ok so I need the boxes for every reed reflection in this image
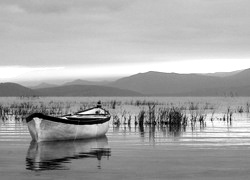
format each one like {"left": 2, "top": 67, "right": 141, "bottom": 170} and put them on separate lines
{"left": 139, "top": 124, "right": 185, "bottom": 140}
{"left": 26, "top": 136, "right": 111, "bottom": 171}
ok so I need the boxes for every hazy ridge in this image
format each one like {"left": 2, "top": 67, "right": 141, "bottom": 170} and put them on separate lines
{"left": 1, "top": 68, "right": 250, "bottom": 96}
{"left": 34, "top": 85, "right": 141, "bottom": 96}
{"left": 0, "top": 84, "right": 141, "bottom": 97}
{"left": 109, "top": 68, "right": 250, "bottom": 96}
{"left": 0, "top": 83, "right": 37, "bottom": 96}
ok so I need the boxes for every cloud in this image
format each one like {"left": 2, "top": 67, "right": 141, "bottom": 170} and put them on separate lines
{"left": 0, "top": 0, "right": 250, "bottom": 72}
{"left": 0, "top": 66, "right": 64, "bottom": 80}
{"left": 0, "top": 0, "right": 133, "bottom": 14}
{"left": 4, "top": 59, "right": 250, "bottom": 83}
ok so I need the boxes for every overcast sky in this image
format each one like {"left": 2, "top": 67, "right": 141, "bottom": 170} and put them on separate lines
{"left": 1, "top": 0, "right": 250, "bottom": 83}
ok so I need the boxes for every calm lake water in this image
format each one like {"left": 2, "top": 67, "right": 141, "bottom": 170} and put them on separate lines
{"left": 1, "top": 97, "right": 250, "bottom": 180}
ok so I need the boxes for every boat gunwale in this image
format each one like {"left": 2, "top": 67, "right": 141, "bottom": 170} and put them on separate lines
{"left": 26, "top": 113, "right": 110, "bottom": 125}
{"left": 26, "top": 107, "right": 110, "bottom": 125}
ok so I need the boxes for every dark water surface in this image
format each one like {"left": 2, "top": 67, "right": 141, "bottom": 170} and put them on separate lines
{"left": 1, "top": 114, "right": 250, "bottom": 180}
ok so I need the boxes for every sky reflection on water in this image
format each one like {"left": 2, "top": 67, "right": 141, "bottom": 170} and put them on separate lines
{"left": 1, "top": 112, "right": 250, "bottom": 173}
{"left": 108, "top": 113, "right": 250, "bottom": 148}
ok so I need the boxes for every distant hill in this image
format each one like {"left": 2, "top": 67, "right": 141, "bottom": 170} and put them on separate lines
{"left": 0, "top": 83, "right": 37, "bottom": 96}
{"left": 226, "top": 68, "right": 250, "bottom": 82}
{"left": 2, "top": 68, "right": 250, "bottom": 97}
{"left": 202, "top": 69, "right": 243, "bottom": 77}
{"left": 196, "top": 69, "right": 250, "bottom": 96}
{"left": 63, "top": 79, "right": 110, "bottom": 86}
{"left": 35, "top": 85, "right": 142, "bottom": 96}
{"left": 30, "top": 82, "right": 58, "bottom": 89}
{"left": 109, "top": 69, "right": 250, "bottom": 96}
{"left": 110, "top": 71, "right": 225, "bottom": 95}
{"left": 0, "top": 83, "right": 142, "bottom": 97}
{"left": 170, "top": 85, "right": 250, "bottom": 97}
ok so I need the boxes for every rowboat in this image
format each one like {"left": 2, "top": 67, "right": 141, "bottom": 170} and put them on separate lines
{"left": 26, "top": 103, "right": 110, "bottom": 142}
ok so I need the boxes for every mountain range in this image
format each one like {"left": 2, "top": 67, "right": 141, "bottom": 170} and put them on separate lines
{"left": 1, "top": 68, "right": 250, "bottom": 96}
{"left": 109, "top": 69, "right": 250, "bottom": 96}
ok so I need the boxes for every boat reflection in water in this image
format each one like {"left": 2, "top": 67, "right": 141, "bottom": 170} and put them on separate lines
{"left": 26, "top": 136, "right": 110, "bottom": 171}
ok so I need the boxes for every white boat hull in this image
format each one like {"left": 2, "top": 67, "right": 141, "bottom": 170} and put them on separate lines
{"left": 27, "top": 117, "right": 110, "bottom": 142}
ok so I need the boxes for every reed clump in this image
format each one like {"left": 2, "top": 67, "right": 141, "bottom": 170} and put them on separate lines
{"left": 147, "top": 104, "right": 156, "bottom": 125}
{"left": 237, "top": 106, "right": 244, "bottom": 113}
{"left": 112, "top": 115, "right": 121, "bottom": 126}
{"left": 226, "top": 107, "right": 233, "bottom": 123}
{"left": 157, "top": 107, "right": 188, "bottom": 136}
{"left": 188, "top": 102, "right": 199, "bottom": 111}
{"left": 246, "top": 102, "right": 250, "bottom": 113}
{"left": 0, "top": 100, "right": 81, "bottom": 121}
{"left": 138, "top": 105, "right": 188, "bottom": 127}
{"left": 126, "top": 100, "right": 163, "bottom": 106}
{"left": 168, "top": 108, "right": 185, "bottom": 125}
{"left": 138, "top": 109, "right": 145, "bottom": 127}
